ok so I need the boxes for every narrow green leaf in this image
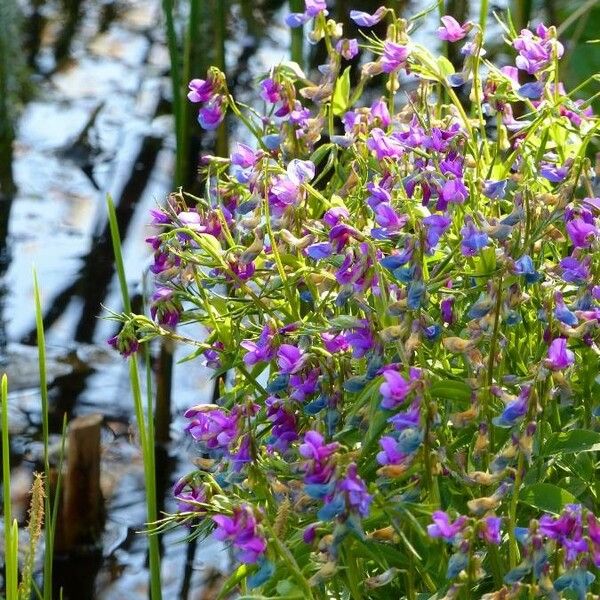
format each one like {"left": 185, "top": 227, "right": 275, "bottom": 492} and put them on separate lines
{"left": 429, "top": 380, "right": 472, "bottom": 403}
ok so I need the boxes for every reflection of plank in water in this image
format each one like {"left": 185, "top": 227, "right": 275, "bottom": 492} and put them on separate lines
{"left": 20, "top": 134, "right": 163, "bottom": 345}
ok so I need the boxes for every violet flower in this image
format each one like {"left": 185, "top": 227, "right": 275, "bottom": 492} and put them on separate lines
{"left": 437, "top": 16, "right": 469, "bottom": 42}
{"left": 545, "top": 338, "right": 574, "bottom": 370}
{"left": 212, "top": 504, "right": 267, "bottom": 563}
{"left": 379, "top": 369, "right": 411, "bottom": 409}
{"left": 350, "top": 6, "right": 387, "bottom": 27}
{"left": 277, "top": 344, "right": 307, "bottom": 374}
{"left": 566, "top": 217, "right": 597, "bottom": 249}
{"left": 198, "top": 96, "right": 225, "bottom": 130}
{"left": 427, "top": 511, "right": 467, "bottom": 541}
{"left": 241, "top": 325, "right": 276, "bottom": 366}
{"left": 336, "top": 463, "right": 372, "bottom": 517}
{"left": 184, "top": 407, "right": 238, "bottom": 450}
{"left": 376, "top": 436, "right": 407, "bottom": 466}
{"left": 380, "top": 41, "right": 410, "bottom": 73}
{"left": 480, "top": 516, "right": 502, "bottom": 544}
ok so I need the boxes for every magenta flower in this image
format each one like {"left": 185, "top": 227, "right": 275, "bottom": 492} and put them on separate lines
{"left": 212, "top": 504, "right": 267, "bottom": 563}
{"left": 277, "top": 344, "right": 307, "bottom": 374}
{"left": 439, "top": 177, "right": 469, "bottom": 208}
{"left": 150, "top": 287, "right": 181, "bottom": 327}
{"left": 380, "top": 369, "right": 411, "bottom": 409}
{"left": 437, "top": 16, "right": 469, "bottom": 42}
{"left": 545, "top": 338, "right": 574, "bottom": 370}
{"left": 350, "top": 6, "right": 387, "bottom": 27}
{"left": 381, "top": 41, "right": 410, "bottom": 73}
{"left": 427, "top": 511, "right": 467, "bottom": 541}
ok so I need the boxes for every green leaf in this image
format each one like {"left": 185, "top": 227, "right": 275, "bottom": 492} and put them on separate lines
{"left": 542, "top": 429, "right": 600, "bottom": 456}
{"left": 217, "top": 563, "right": 258, "bottom": 599}
{"left": 429, "top": 380, "right": 472, "bottom": 403}
{"left": 519, "top": 483, "right": 577, "bottom": 515}
{"left": 332, "top": 67, "right": 351, "bottom": 116}
{"left": 437, "top": 56, "right": 455, "bottom": 76}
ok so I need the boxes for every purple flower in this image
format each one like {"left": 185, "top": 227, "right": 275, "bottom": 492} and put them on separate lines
{"left": 492, "top": 386, "right": 530, "bottom": 428}
{"left": 441, "top": 297, "right": 455, "bottom": 324}
{"left": 460, "top": 221, "right": 489, "bottom": 256}
{"left": 286, "top": 0, "right": 327, "bottom": 27}
{"left": 321, "top": 332, "right": 349, "bottom": 353}
{"left": 427, "top": 511, "right": 467, "bottom": 541}
{"left": 260, "top": 78, "right": 281, "bottom": 103}
{"left": 289, "top": 369, "right": 320, "bottom": 402}
{"left": 323, "top": 207, "right": 349, "bottom": 227}
{"left": 560, "top": 255, "right": 590, "bottom": 284}
{"left": 299, "top": 430, "right": 339, "bottom": 484}
{"left": 513, "top": 25, "right": 563, "bottom": 75}
{"left": 350, "top": 6, "right": 387, "bottom": 27}
{"left": 107, "top": 328, "right": 139, "bottom": 358}
{"left": 367, "top": 128, "right": 404, "bottom": 160}
{"left": 566, "top": 218, "right": 597, "bottom": 248}
{"left": 380, "top": 369, "right": 411, "bottom": 409}
{"left": 335, "top": 38, "right": 359, "bottom": 60}
{"left": 231, "top": 143, "right": 259, "bottom": 169}
{"left": 437, "top": 16, "right": 469, "bottom": 42}
{"left": 277, "top": 344, "right": 307, "bottom": 374}
{"left": 376, "top": 437, "right": 405, "bottom": 467}
{"left": 381, "top": 41, "right": 410, "bottom": 73}
{"left": 423, "top": 214, "right": 451, "bottom": 252}
{"left": 483, "top": 179, "right": 508, "bottom": 199}
{"left": 187, "top": 78, "right": 214, "bottom": 103}
{"left": 198, "top": 97, "right": 225, "bottom": 130}
{"left": 374, "top": 203, "right": 407, "bottom": 231}
{"left": 337, "top": 463, "right": 372, "bottom": 517}
{"left": 480, "top": 516, "right": 502, "bottom": 545}
{"left": 288, "top": 159, "right": 316, "bottom": 185}
{"left": 540, "top": 163, "right": 568, "bottom": 183}
{"left": 545, "top": 338, "right": 574, "bottom": 370}
{"left": 370, "top": 98, "right": 391, "bottom": 128}
{"left": 173, "top": 477, "right": 206, "bottom": 513}
{"left": 184, "top": 407, "right": 238, "bottom": 450}
{"left": 346, "top": 322, "right": 375, "bottom": 358}
{"left": 212, "top": 504, "right": 267, "bottom": 563}
{"left": 265, "top": 397, "right": 298, "bottom": 452}
{"left": 439, "top": 177, "right": 469, "bottom": 208}
{"left": 241, "top": 325, "right": 276, "bottom": 366}
{"left": 150, "top": 287, "right": 181, "bottom": 327}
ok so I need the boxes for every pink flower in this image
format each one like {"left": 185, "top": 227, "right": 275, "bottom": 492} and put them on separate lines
{"left": 437, "top": 16, "right": 469, "bottom": 42}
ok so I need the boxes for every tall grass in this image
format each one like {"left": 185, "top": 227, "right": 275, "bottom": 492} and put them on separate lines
{"left": 290, "top": 0, "right": 304, "bottom": 67}
{"left": 2, "top": 374, "right": 19, "bottom": 600}
{"left": 106, "top": 194, "right": 162, "bottom": 600}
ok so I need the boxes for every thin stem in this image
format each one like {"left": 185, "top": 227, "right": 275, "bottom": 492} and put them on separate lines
{"left": 106, "top": 194, "right": 163, "bottom": 600}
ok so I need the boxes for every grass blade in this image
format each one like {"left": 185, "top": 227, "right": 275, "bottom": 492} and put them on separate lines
{"left": 106, "top": 193, "right": 162, "bottom": 600}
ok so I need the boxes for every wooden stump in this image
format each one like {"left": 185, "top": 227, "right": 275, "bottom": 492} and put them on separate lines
{"left": 56, "top": 413, "right": 104, "bottom": 552}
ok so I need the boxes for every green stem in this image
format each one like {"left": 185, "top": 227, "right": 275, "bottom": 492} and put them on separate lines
{"left": 106, "top": 194, "right": 163, "bottom": 600}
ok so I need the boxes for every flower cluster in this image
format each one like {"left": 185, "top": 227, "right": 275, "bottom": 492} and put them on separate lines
{"left": 110, "top": 2, "right": 600, "bottom": 597}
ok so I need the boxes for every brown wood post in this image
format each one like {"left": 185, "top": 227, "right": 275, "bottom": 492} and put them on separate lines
{"left": 58, "top": 413, "right": 104, "bottom": 551}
